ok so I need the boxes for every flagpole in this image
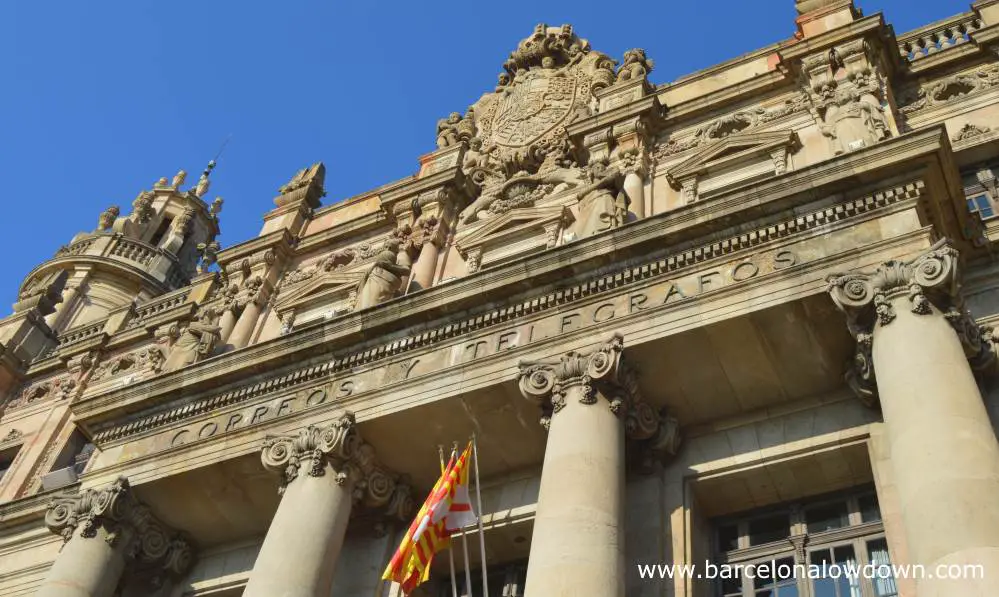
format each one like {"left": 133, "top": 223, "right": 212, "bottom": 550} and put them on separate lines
{"left": 440, "top": 445, "right": 460, "bottom": 597}
{"left": 472, "top": 433, "right": 490, "bottom": 597}
{"left": 454, "top": 441, "right": 474, "bottom": 597}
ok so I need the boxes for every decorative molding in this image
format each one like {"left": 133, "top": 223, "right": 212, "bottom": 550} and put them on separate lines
{"left": 664, "top": 129, "right": 798, "bottom": 202}
{"left": 44, "top": 477, "right": 194, "bottom": 577}
{"left": 952, "top": 123, "right": 993, "bottom": 143}
{"left": 90, "top": 180, "right": 925, "bottom": 444}
{"left": 898, "top": 64, "right": 999, "bottom": 116}
{"left": 1, "top": 428, "right": 23, "bottom": 444}
{"left": 652, "top": 94, "right": 809, "bottom": 161}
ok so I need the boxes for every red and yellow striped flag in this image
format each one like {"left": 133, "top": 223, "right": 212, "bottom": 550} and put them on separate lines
{"left": 382, "top": 442, "right": 476, "bottom": 594}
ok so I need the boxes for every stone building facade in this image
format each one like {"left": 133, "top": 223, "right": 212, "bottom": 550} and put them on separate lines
{"left": 3, "top": 1, "right": 999, "bottom": 595}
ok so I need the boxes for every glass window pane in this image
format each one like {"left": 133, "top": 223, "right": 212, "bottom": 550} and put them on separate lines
{"left": 867, "top": 538, "right": 899, "bottom": 597}
{"left": 718, "top": 523, "right": 739, "bottom": 551}
{"left": 805, "top": 502, "right": 849, "bottom": 534}
{"left": 749, "top": 514, "right": 790, "bottom": 546}
{"left": 858, "top": 494, "right": 881, "bottom": 523}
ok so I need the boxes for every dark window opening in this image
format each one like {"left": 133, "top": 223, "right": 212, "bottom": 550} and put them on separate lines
{"left": 149, "top": 217, "right": 173, "bottom": 247}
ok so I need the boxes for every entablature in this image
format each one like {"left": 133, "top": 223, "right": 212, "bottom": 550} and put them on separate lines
{"left": 67, "top": 128, "right": 965, "bottom": 443}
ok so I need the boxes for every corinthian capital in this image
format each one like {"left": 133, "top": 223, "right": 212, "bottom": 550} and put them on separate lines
{"left": 45, "top": 477, "right": 194, "bottom": 576}
{"left": 518, "top": 334, "right": 627, "bottom": 418}
{"left": 827, "top": 238, "right": 959, "bottom": 329}
{"left": 826, "top": 238, "right": 997, "bottom": 403}
{"left": 517, "top": 334, "right": 683, "bottom": 461}
{"left": 260, "top": 411, "right": 415, "bottom": 522}
{"left": 261, "top": 412, "right": 361, "bottom": 489}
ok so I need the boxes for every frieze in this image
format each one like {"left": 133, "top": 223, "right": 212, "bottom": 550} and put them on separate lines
{"left": 652, "top": 94, "right": 810, "bottom": 161}
{"left": 91, "top": 181, "right": 923, "bottom": 448}
{"left": 110, "top": 245, "right": 801, "bottom": 455}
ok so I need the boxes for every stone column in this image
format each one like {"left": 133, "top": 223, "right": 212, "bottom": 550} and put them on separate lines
{"left": 623, "top": 170, "right": 645, "bottom": 220}
{"left": 227, "top": 276, "right": 266, "bottom": 350}
{"left": 216, "top": 305, "right": 238, "bottom": 344}
{"left": 39, "top": 477, "right": 194, "bottom": 597}
{"left": 244, "top": 412, "right": 413, "bottom": 597}
{"left": 827, "top": 239, "right": 999, "bottom": 597}
{"left": 410, "top": 216, "right": 446, "bottom": 292}
{"left": 517, "top": 334, "right": 681, "bottom": 597}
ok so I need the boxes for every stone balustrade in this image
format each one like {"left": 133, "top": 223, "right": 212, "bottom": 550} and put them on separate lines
{"left": 898, "top": 13, "right": 983, "bottom": 62}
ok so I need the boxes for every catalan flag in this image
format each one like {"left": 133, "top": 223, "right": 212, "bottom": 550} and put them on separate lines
{"left": 382, "top": 442, "right": 476, "bottom": 594}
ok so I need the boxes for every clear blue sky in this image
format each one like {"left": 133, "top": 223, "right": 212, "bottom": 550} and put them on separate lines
{"left": 0, "top": 1, "right": 965, "bottom": 308}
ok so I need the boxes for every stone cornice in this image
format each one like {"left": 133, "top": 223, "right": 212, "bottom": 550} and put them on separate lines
{"left": 216, "top": 229, "right": 294, "bottom": 269}
{"left": 663, "top": 71, "right": 791, "bottom": 124}
{"left": 778, "top": 14, "right": 893, "bottom": 64}
{"left": 378, "top": 162, "right": 470, "bottom": 217}
{"left": 565, "top": 95, "right": 664, "bottom": 139}
{"left": 88, "top": 178, "right": 924, "bottom": 446}
{"left": 70, "top": 128, "right": 959, "bottom": 432}
{"left": 295, "top": 210, "right": 390, "bottom": 254}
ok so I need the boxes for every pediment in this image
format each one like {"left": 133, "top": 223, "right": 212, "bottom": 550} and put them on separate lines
{"left": 455, "top": 205, "right": 574, "bottom": 255}
{"left": 667, "top": 129, "right": 798, "bottom": 186}
{"left": 273, "top": 271, "right": 366, "bottom": 313}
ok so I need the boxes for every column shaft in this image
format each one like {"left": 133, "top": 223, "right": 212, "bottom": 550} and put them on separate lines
{"left": 873, "top": 301, "right": 999, "bottom": 596}
{"left": 217, "top": 307, "right": 238, "bottom": 344}
{"left": 410, "top": 242, "right": 440, "bottom": 291}
{"left": 623, "top": 171, "right": 644, "bottom": 220}
{"left": 227, "top": 301, "right": 261, "bottom": 349}
{"left": 524, "top": 384, "right": 626, "bottom": 597}
{"left": 37, "top": 526, "right": 128, "bottom": 597}
{"left": 243, "top": 461, "right": 354, "bottom": 597}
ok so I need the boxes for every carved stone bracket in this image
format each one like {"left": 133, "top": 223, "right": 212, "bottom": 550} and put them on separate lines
{"left": 45, "top": 477, "right": 195, "bottom": 577}
{"left": 517, "top": 333, "right": 681, "bottom": 466}
{"left": 259, "top": 411, "right": 415, "bottom": 522}
{"left": 827, "top": 239, "right": 997, "bottom": 404}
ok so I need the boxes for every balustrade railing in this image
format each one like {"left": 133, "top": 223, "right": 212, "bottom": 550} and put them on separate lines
{"left": 899, "top": 14, "right": 983, "bottom": 62}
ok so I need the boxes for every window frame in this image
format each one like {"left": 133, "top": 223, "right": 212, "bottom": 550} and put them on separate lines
{"left": 712, "top": 487, "right": 894, "bottom": 597}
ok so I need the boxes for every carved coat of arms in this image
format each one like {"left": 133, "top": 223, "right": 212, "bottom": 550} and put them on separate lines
{"left": 490, "top": 72, "right": 577, "bottom": 148}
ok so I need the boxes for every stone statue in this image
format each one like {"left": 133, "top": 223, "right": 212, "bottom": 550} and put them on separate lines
{"left": 131, "top": 192, "right": 154, "bottom": 224}
{"left": 820, "top": 89, "right": 888, "bottom": 154}
{"left": 172, "top": 170, "right": 187, "bottom": 188}
{"left": 355, "top": 239, "right": 411, "bottom": 310}
{"left": 172, "top": 208, "right": 196, "bottom": 238}
{"left": 436, "top": 112, "right": 473, "bottom": 149}
{"left": 617, "top": 49, "right": 654, "bottom": 82}
{"left": 573, "top": 160, "right": 627, "bottom": 237}
{"left": 97, "top": 206, "right": 120, "bottom": 231}
{"left": 210, "top": 197, "right": 224, "bottom": 217}
{"left": 163, "top": 308, "right": 221, "bottom": 372}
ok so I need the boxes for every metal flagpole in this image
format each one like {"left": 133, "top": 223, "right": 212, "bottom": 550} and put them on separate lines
{"left": 440, "top": 445, "right": 459, "bottom": 597}
{"left": 472, "top": 433, "right": 490, "bottom": 597}
{"left": 456, "top": 442, "right": 474, "bottom": 597}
